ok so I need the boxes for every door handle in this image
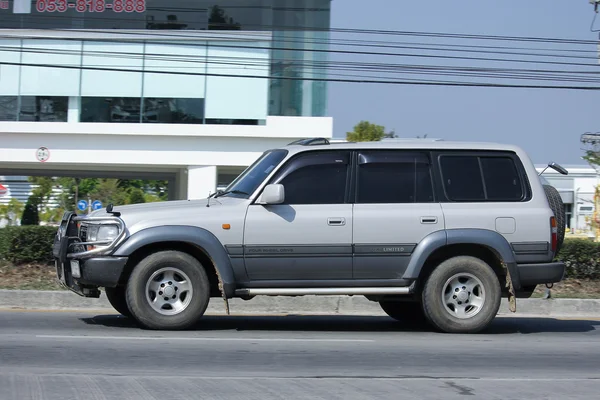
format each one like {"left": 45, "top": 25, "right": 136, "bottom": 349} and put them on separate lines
{"left": 328, "top": 217, "right": 346, "bottom": 226}
{"left": 420, "top": 216, "right": 438, "bottom": 224}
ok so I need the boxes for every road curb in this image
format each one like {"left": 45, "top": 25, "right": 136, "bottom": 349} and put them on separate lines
{"left": 0, "top": 289, "right": 599, "bottom": 317}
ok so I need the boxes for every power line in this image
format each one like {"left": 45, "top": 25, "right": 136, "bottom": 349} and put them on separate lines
{"left": 1, "top": 60, "right": 600, "bottom": 90}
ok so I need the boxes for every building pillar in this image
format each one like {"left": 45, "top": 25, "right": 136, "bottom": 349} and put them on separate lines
{"left": 187, "top": 166, "right": 217, "bottom": 200}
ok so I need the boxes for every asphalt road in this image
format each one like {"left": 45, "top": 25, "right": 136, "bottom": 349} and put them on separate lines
{"left": 0, "top": 311, "right": 599, "bottom": 400}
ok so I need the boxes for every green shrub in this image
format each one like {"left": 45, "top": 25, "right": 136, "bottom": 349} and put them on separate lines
{"left": 21, "top": 197, "right": 40, "bottom": 226}
{"left": 557, "top": 239, "right": 600, "bottom": 280}
{"left": 0, "top": 226, "right": 57, "bottom": 265}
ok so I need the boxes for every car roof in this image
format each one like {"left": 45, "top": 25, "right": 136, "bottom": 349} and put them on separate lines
{"left": 282, "top": 138, "right": 523, "bottom": 155}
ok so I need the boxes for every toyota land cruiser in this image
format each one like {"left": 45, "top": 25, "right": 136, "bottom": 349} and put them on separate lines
{"left": 53, "top": 138, "right": 567, "bottom": 333}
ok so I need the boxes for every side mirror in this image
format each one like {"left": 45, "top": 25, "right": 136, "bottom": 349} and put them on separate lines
{"left": 548, "top": 162, "right": 568, "bottom": 176}
{"left": 538, "top": 161, "right": 569, "bottom": 176}
{"left": 259, "top": 184, "right": 285, "bottom": 205}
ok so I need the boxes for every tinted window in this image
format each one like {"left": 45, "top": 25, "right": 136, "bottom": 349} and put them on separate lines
{"left": 440, "top": 156, "right": 485, "bottom": 201}
{"left": 481, "top": 157, "right": 523, "bottom": 201}
{"left": 357, "top": 156, "right": 434, "bottom": 204}
{"left": 275, "top": 153, "right": 349, "bottom": 205}
{"left": 440, "top": 154, "right": 525, "bottom": 202}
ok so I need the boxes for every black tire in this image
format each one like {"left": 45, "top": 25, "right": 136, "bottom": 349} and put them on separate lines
{"left": 543, "top": 184, "right": 566, "bottom": 253}
{"left": 422, "top": 256, "right": 501, "bottom": 334}
{"left": 104, "top": 286, "right": 131, "bottom": 317}
{"left": 126, "top": 250, "right": 210, "bottom": 330}
{"left": 379, "top": 301, "right": 427, "bottom": 325}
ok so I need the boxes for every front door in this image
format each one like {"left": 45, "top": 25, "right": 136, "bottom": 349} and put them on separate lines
{"left": 243, "top": 150, "right": 353, "bottom": 282}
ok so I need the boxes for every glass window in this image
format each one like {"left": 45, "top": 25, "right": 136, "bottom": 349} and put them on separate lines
{"left": 80, "top": 97, "right": 141, "bottom": 123}
{"left": 225, "top": 150, "right": 288, "bottom": 197}
{"left": 19, "top": 96, "right": 68, "bottom": 122}
{"left": 440, "top": 156, "right": 485, "bottom": 201}
{"left": 142, "top": 98, "right": 204, "bottom": 124}
{"left": 276, "top": 153, "right": 348, "bottom": 205}
{"left": 0, "top": 97, "right": 18, "bottom": 121}
{"left": 480, "top": 157, "right": 524, "bottom": 201}
{"left": 20, "top": 40, "right": 82, "bottom": 97}
{"left": 358, "top": 160, "right": 434, "bottom": 204}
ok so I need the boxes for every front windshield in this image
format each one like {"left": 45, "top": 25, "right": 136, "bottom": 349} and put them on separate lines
{"left": 224, "top": 149, "right": 288, "bottom": 197}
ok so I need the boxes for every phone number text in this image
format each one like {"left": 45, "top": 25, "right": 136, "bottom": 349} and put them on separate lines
{"left": 36, "top": 0, "right": 146, "bottom": 13}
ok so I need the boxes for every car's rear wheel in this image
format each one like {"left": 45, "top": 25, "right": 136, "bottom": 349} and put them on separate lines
{"left": 379, "top": 301, "right": 427, "bottom": 325}
{"left": 104, "top": 286, "right": 131, "bottom": 317}
{"left": 126, "top": 250, "right": 210, "bottom": 330}
{"left": 422, "top": 256, "right": 501, "bottom": 334}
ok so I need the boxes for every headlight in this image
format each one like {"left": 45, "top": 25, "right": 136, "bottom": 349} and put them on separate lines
{"left": 86, "top": 224, "right": 120, "bottom": 243}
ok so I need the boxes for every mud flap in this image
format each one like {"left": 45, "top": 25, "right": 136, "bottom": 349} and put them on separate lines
{"left": 505, "top": 268, "right": 517, "bottom": 313}
{"left": 211, "top": 260, "right": 231, "bottom": 315}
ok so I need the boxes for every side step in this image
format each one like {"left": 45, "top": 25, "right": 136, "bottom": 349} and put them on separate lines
{"left": 235, "top": 287, "right": 413, "bottom": 297}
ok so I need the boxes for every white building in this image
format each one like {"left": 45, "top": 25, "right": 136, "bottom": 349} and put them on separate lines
{"left": 0, "top": 1, "right": 333, "bottom": 202}
{"left": 536, "top": 164, "right": 599, "bottom": 236}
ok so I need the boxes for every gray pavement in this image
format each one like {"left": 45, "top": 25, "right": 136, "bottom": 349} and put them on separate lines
{"left": 2, "top": 289, "right": 600, "bottom": 318}
{"left": 0, "top": 310, "right": 600, "bottom": 399}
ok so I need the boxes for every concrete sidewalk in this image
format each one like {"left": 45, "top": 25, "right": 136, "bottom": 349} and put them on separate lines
{"left": 0, "top": 289, "right": 599, "bottom": 317}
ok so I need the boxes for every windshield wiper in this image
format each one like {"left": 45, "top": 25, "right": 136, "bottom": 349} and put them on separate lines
{"left": 214, "top": 190, "right": 250, "bottom": 198}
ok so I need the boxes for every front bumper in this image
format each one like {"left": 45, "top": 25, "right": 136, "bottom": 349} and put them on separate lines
{"left": 517, "top": 262, "right": 566, "bottom": 286}
{"left": 53, "top": 211, "right": 128, "bottom": 297}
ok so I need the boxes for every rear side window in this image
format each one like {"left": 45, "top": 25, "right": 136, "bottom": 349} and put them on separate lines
{"left": 357, "top": 151, "right": 434, "bottom": 204}
{"left": 440, "top": 154, "right": 526, "bottom": 202}
{"left": 439, "top": 156, "right": 485, "bottom": 201}
{"left": 480, "top": 157, "right": 523, "bottom": 201}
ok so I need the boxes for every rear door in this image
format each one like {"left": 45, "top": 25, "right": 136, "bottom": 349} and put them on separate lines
{"left": 352, "top": 150, "right": 444, "bottom": 279}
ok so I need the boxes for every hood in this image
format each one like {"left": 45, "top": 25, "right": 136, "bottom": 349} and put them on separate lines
{"left": 87, "top": 196, "right": 249, "bottom": 235}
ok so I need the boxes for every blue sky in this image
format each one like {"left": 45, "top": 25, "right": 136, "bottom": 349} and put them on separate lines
{"left": 328, "top": 0, "right": 599, "bottom": 165}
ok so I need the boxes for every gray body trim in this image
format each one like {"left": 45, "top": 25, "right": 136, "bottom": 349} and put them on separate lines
{"left": 113, "top": 226, "right": 238, "bottom": 298}
{"left": 243, "top": 245, "right": 352, "bottom": 258}
{"left": 511, "top": 242, "right": 550, "bottom": 254}
{"left": 353, "top": 244, "right": 416, "bottom": 256}
{"left": 402, "top": 228, "right": 521, "bottom": 290}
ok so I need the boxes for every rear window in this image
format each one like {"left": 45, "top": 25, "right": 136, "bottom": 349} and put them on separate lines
{"left": 440, "top": 154, "right": 526, "bottom": 202}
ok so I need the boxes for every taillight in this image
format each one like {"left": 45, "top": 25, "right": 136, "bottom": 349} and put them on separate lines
{"left": 550, "top": 217, "right": 558, "bottom": 253}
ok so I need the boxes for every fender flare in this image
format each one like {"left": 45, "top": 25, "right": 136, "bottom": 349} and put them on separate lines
{"left": 113, "top": 225, "right": 237, "bottom": 298}
{"left": 402, "top": 229, "right": 520, "bottom": 290}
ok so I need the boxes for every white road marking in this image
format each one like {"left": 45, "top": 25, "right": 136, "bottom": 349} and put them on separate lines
{"left": 36, "top": 335, "right": 374, "bottom": 343}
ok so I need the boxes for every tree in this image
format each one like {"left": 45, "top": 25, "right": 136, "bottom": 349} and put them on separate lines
{"left": 127, "top": 188, "right": 146, "bottom": 205}
{"left": 0, "top": 198, "right": 24, "bottom": 226}
{"left": 584, "top": 150, "right": 600, "bottom": 168}
{"left": 21, "top": 196, "right": 40, "bottom": 225}
{"left": 208, "top": 5, "right": 241, "bottom": 30}
{"left": 346, "top": 121, "right": 386, "bottom": 142}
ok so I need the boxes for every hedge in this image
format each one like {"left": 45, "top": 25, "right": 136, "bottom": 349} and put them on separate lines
{"left": 0, "top": 226, "right": 57, "bottom": 265}
{"left": 1, "top": 226, "right": 600, "bottom": 280}
{"left": 558, "top": 238, "right": 600, "bottom": 280}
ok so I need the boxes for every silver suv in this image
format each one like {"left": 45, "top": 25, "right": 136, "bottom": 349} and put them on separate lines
{"left": 53, "top": 138, "right": 567, "bottom": 333}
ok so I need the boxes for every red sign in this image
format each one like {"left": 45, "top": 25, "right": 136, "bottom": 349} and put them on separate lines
{"left": 0, "top": 184, "right": 7, "bottom": 197}
{"left": 35, "top": 0, "right": 146, "bottom": 13}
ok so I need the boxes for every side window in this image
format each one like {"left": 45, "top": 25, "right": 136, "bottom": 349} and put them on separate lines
{"left": 357, "top": 152, "right": 434, "bottom": 204}
{"left": 440, "top": 156, "right": 485, "bottom": 201}
{"left": 480, "top": 157, "right": 523, "bottom": 201}
{"left": 272, "top": 152, "right": 349, "bottom": 205}
{"left": 440, "top": 154, "right": 525, "bottom": 202}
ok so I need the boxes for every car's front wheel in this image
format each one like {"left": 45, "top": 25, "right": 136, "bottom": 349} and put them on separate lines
{"left": 422, "top": 256, "right": 501, "bottom": 334}
{"left": 126, "top": 250, "right": 210, "bottom": 330}
{"left": 104, "top": 286, "right": 131, "bottom": 317}
{"left": 379, "top": 301, "right": 427, "bottom": 325}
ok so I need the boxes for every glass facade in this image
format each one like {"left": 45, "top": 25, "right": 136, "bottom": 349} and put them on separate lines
{"left": 0, "top": 0, "right": 331, "bottom": 121}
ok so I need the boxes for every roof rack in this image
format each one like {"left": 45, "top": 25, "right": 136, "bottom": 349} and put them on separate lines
{"left": 288, "top": 138, "right": 331, "bottom": 146}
